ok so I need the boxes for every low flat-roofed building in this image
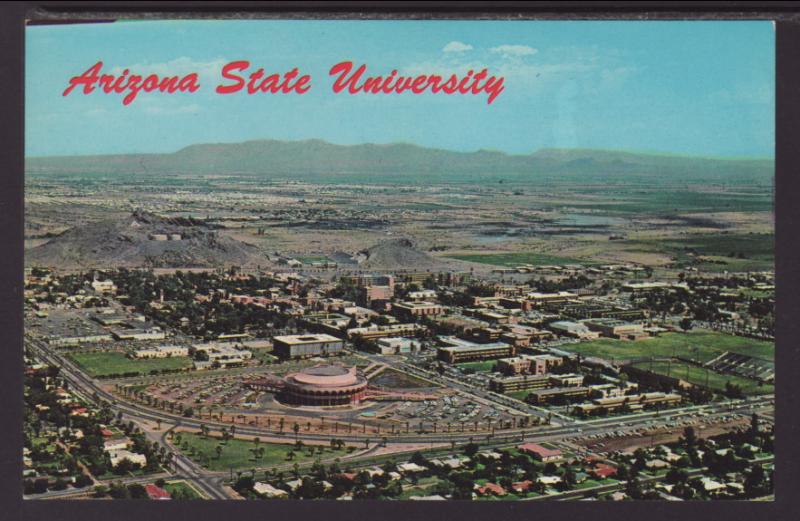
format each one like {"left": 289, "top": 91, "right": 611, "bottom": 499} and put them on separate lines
{"left": 622, "top": 281, "right": 689, "bottom": 292}
{"left": 527, "top": 386, "right": 591, "bottom": 404}
{"left": 48, "top": 333, "right": 114, "bottom": 347}
{"left": 526, "top": 291, "right": 578, "bottom": 306}
{"left": 574, "top": 392, "right": 682, "bottom": 414}
{"left": 583, "top": 318, "right": 647, "bottom": 340}
{"left": 497, "top": 354, "right": 563, "bottom": 376}
{"left": 393, "top": 301, "right": 445, "bottom": 318}
{"left": 407, "top": 289, "right": 437, "bottom": 301}
{"left": 548, "top": 373, "right": 584, "bottom": 387}
{"left": 518, "top": 443, "right": 563, "bottom": 462}
{"left": 376, "top": 337, "right": 420, "bottom": 355}
{"left": 91, "top": 279, "right": 117, "bottom": 294}
{"left": 347, "top": 323, "right": 425, "bottom": 340}
{"left": 589, "top": 384, "right": 625, "bottom": 398}
{"left": 133, "top": 345, "right": 189, "bottom": 359}
{"left": 272, "top": 333, "right": 344, "bottom": 359}
{"left": 488, "top": 374, "right": 550, "bottom": 393}
{"left": 548, "top": 320, "right": 600, "bottom": 339}
{"left": 254, "top": 482, "right": 288, "bottom": 498}
{"left": 193, "top": 342, "right": 253, "bottom": 366}
{"left": 111, "top": 326, "right": 166, "bottom": 341}
{"left": 437, "top": 341, "right": 514, "bottom": 364}
{"left": 109, "top": 450, "right": 147, "bottom": 468}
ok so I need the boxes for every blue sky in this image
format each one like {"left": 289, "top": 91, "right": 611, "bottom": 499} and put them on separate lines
{"left": 26, "top": 20, "right": 774, "bottom": 158}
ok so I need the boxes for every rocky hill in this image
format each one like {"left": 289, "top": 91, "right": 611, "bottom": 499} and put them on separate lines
{"left": 356, "top": 238, "right": 449, "bottom": 271}
{"left": 25, "top": 210, "right": 263, "bottom": 268}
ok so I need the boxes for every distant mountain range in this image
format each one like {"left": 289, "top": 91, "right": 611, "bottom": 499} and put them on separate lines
{"left": 26, "top": 139, "right": 774, "bottom": 184}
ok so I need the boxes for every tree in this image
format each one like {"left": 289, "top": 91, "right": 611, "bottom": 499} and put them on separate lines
{"left": 679, "top": 318, "right": 693, "bottom": 332}
{"left": 683, "top": 426, "right": 697, "bottom": 449}
{"left": 215, "top": 445, "right": 223, "bottom": 459}
{"left": 749, "top": 413, "right": 760, "bottom": 442}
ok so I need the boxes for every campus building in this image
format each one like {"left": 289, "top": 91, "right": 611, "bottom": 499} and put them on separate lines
{"left": 488, "top": 374, "right": 550, "bottom": 393}
{"left": 582, "top": 318, "right": 648, "bottom": 340}
{"left": 496, "top": 354, "right": 563, "bottom": 376}
{"left": 280, "top": 364, "right": 368, "bottom": 406}
{"left": 436, "top": 338, "right": 515, "bottom": 364}
{"left": 272, "top": 334, "right": 345, "bottom": 359}
{"left": 392, "top": 301, "right": 445, "bottom": 319}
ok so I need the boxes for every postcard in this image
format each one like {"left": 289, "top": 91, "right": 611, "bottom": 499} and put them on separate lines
{"left": 23, "top": 17, "right": 775, "bottom": 502}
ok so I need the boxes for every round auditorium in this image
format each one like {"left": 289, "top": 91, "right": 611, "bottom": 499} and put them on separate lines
{"left": 280, "top": 364, "right": 368, "bottom": 406}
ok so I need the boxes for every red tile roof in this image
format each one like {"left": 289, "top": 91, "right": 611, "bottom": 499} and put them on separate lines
{"left": 518, "top": 443, "right": 562, "bottom": 457}
{"left": 511, "top": 480, "right": 534, "bottom": 492}
{"left": 145, "top": 484, "right": 171, "bottom": 500}
{"left": 592, "top": 463, "right": 618, "bottom": 478}
{"left": 477, "top": 482, "right": 507, "bottom": 496}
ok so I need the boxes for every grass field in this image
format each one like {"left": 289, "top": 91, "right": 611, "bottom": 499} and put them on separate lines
{"left": 163, "top": 480, "right": 204, "bottom": 499}
{"left": 457, "top": 360, "right": 498, "bottom": 373}
{"left": 68, "top": 351, "right": 193, "bottom": 377}
{"left": 176, "top": 432, "right": 349, "bottom": 472}
{"left": 444, "top": 252, "right": 590, "bottom": 267}
{"left": 563, "top": 330, "right": 773, "bottom": 364}
{"left": 629, "top": 360, "right": 774, "bottom": 395}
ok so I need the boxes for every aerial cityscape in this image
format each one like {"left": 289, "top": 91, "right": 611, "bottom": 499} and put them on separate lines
{"left": 24, "top": 20, "right": 774, "bottom": 502}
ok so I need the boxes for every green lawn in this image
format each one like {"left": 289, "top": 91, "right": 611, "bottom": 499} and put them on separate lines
{"left": 563, "top": 330, "right": 773, "bottom": 364}
{"left": 163, "top": 480, "right": 204, "bottom": 499}
{"left": 175, "top": 432, "right": 349, "bottom": 472}
{"left": 444, "top": 252, "right": 590, "bottom": 267}
{"left": 68, "top": 351, "right": 193, "bottom": 377}
{"left": 457, "top": 360, "right": 498, "bottom": 373}
{"left": 629, "top": 361, "right": 774, "bottom": 395}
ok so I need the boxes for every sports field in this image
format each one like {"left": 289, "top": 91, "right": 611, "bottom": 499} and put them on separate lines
{"left": 68, "top": 351, "right": 193, "bottom": 377}
{"left": 562, "top": 330, "right": 773, "bottom": 364}
{"left": 629, "top": 360, "right": 774, "bottom": 395}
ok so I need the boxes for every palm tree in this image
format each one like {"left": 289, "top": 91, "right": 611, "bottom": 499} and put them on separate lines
{"left": 293, "top": 423, "right": 300, "bottom": 441}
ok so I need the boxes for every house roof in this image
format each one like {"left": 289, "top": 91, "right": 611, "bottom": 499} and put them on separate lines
{"left": 518, "top": 443, "right": 562, "bottom": 457}
{"left": 511, "top": 480, "right": 534, "bottom": 492}
{"left": 592, "top": 463, "right": 618, "bottom": 478}
{"left": 145, "top": 484, "right": 171, "bottom": 500}
{"left": 476, "top": 482, "right": 507, "bottom": 496}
